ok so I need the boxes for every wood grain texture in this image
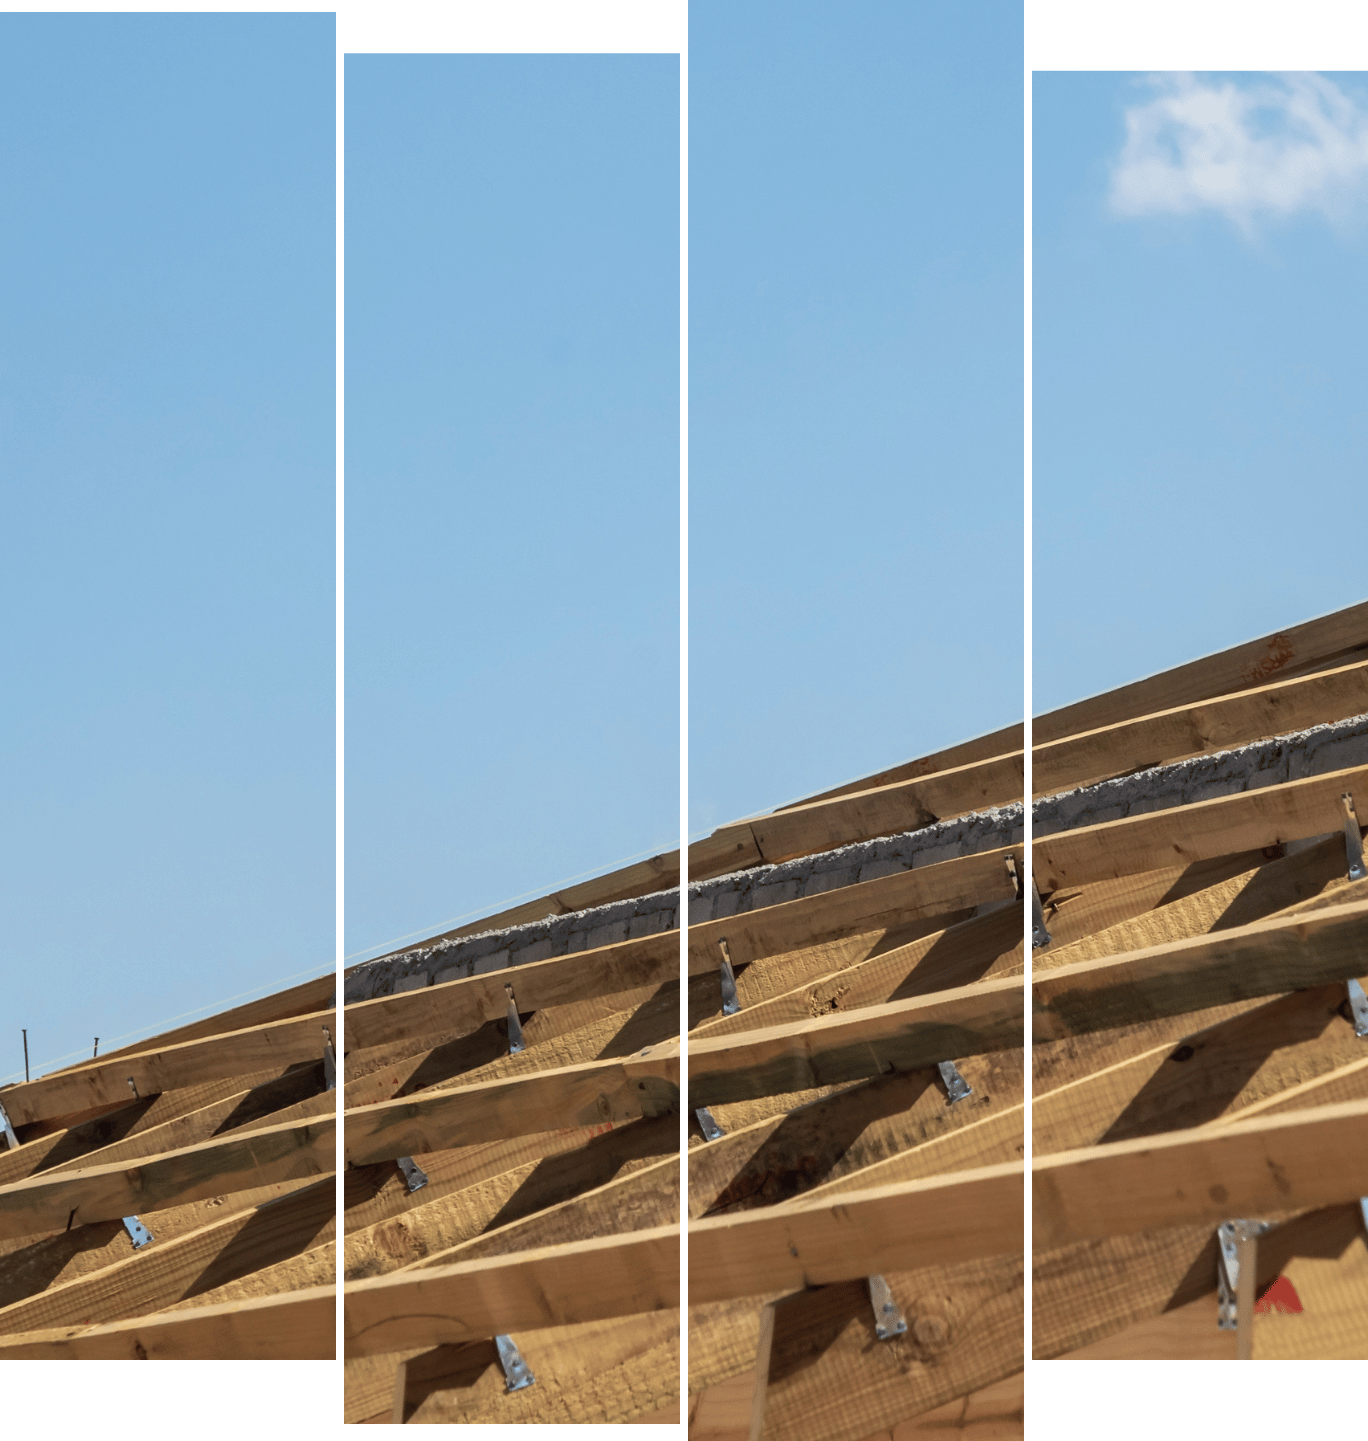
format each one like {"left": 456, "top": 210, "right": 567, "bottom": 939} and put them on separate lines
{"left": 18, "top": 760, "right": 1326, "bottom": 1141}
{"left": 1034, "top": 600, "right": 1368, "bottom": 745}
{"left": 0, "top": 1049, "right": 680, "bottom": 1239}
{"left": 1033, "top": 1096, "right": 1368, "bottom": 1250}
{"left": 389, "top": 1310, "right": 681, "bottom": 1424}
{"left": 1034, "top": 658, "right": 1368, "bottom": 799}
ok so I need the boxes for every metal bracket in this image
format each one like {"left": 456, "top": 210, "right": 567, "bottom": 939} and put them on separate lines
{"left": 937, "top": 1060, "right": 972, "bottom": 1104}
{"left": 322, "top": 1027, "right": 337, "bottom": 1091}
{"left": 1347, "top": 979, "right": 1368, "bottom": 1038}
{"left": 695, "top": 1107, "right": 725, "bottom": 1142}
{"left": 505, "top": 985, "right": 525, "bottom": 1055}
{"left": 719, "top": 939, "right": 741, "bottom": 1017}
{"left": 1009, "top": 847, "right": 1049, "bottom": 951}
{"left": 395, "top": 1157, "right": 429, "bottom": 1193}
{"left": 1345, "top": 793, "right": 1366, "bottom": 881}
{"left": 495, "top": 1334, "right": 535, "bottom": 1392}
{"left": 122, "top": 1215, "right": 154, "bottom": 1249}
{"left": 127, "top": 1077, "right": 139, "bottom": 1100}
{"left": 867, "top": 1274, "right": 908, "bottom": 1340}
{"left": 1216, "top": 1218, "right": 1269, "bottom": 1328}
{"left": 0, "top": 1100, "right": 18, "bottom": 1151}
{"left": 1360, "top": 1197, "right": 1368, "bottom": 1232}
{"left": 1030, "top": 882, "right": 1052, "bottom": 949}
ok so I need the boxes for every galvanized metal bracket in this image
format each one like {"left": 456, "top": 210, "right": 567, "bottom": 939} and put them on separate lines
{"left": 495, "top": 1334, "right": 535, "bottom": 1392}
{"left": 0, "top": 1100, "right": 18, "bottom": 1151}
{"left": 323, "top": 1027, "right": 337, "bottom": 1091}
{"left": 396, "top": 1157, "right": 429, "bottom": 1193}
{"left": 1216, "top": 1218, "right": 1270, "bottom": 1328}
{"left": 127, "top": 1077, "right": 139, "bottom": 1100}
{"left": 122, "top": 1215, "right": 154, "bottom": 1250}
{"left": 1344, "top": 793, "right": 1366, "bottom": 882}
{"left": 1360, "top": 1197, "right": 1368, "bottom": 1232}
{"left": 719, "top": 939, "right": 741, "bottom": 1017}
{"left": 505, "top": 985, "right": 525, "bottom": 1055}
{"left": 867, "top": 1274, "right": 908, "bottom": 1340}
{"left": 1010, "top": 855, "right": 1053, "bottom": 947}
{"left": 1030, "top": 882, "right": 1052, "bottom": 949}
{"left": 937, "top": 1060, "right": 973, "bottom": 1104}
{"left": 1347, "top": 979, "right": 1368, "bottom": 1038}
{"left": 695, "top": 1107, "right": 725, "bottom": 1142}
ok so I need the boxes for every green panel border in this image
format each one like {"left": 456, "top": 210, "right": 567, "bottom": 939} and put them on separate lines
{"left": 1026, "top": 2, "right": 1366, "bottom": 1441}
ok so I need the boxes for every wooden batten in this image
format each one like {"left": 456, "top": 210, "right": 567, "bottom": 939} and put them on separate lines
{"left": 13, "top": 525, "right": 1365, "bottom": 1405}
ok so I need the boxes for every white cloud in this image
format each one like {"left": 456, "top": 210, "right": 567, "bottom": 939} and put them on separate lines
{"left": 1110, "top": 73, "right": 1368, "bottom": 227}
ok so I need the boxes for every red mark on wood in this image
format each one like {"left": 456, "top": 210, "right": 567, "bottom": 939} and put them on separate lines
{"left": 1239, "top": 634, "right": 1296, "bottom": 687}
{"left": 1254, "top": 1275, "right": 1303, "bottom": 1315}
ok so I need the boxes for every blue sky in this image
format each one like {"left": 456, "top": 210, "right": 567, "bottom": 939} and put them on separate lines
{"left": 0, "top": 14, "right": 334, "bottom": 1084}
{"left": 689, "top": 4, "right": 1024, "bottom": 837}
{"left": 345, "top": 56, "right": 679, "bottom": 959}
{"left": 1034, "top": 72, "right": 1368, "bottom": 714}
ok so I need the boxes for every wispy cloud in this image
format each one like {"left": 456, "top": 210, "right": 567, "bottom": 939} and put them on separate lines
{"left": 1110, "top": 73, "right": 1368, "bottom": 229}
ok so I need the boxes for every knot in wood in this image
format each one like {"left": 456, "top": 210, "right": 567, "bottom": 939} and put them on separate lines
{"left": 912, "top": 1312, "right": 951, "bottom": 1352}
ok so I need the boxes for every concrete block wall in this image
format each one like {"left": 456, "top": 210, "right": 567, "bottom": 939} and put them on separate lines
{"left": 346, "top": 712, "right": 1368, "bottom": 1003}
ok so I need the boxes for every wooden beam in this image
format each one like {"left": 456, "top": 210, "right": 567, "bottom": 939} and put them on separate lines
{"left": 668, "top": 1100, "right": 1366, "bottom": 1337}
{"left": 0, "top": 1060, "right": 324, "bottom": 1187}
{"left": 0, "top": 1158, "right": 1009, "bottom": 1360}
{"left": 1057, "top": 1292, "right": 1234, "bottom": 1360}
{"left": 1033, "top": 896, "right": 1368, "bottom": 1041}
{"left": 0, "top": 1176, "right": 332, "bottom": 1334}
{"left": 0, "top": 1283, "right": 334, "bottom": 1359}
{"left": 36, "top": 974, "right": 335, "bottom": 1076}
{"left": 689, "top": 755, "right": 1366, "bottom": 979}
{"left": 700, "top": 841, "right": 1285, "bottom": 1037}
{"left": 0, "top": 1113, "right": 334, "bottom": 1241}
{"left": 0, "top": 1043, "right": 677, "bottom": 1245}
{"left": 344, "top": 1224, "right": 680, "bottom": 1358}
{"left": 1042, "top": 1202, "right": 1368, "bottom": 1361}
{"left": 689, "top": 893, "right": 1366, "bottom": 1106}
{"left": 1035, "top": 600, "right": 1368, "bottom": 745}
{"left": 338, "top": 833, "right": 736, "bottom": 935}
{"left": 384, "top": 1311, "right": 681, "bottom": 1424}
{"left": 0, "top": 1112, "right": 674, "bottom": 1337}
{"left": 1035, "top": 658, "right": 1368, "bottom": 800}
{"left": 16, "top": 893, "right": 1360, "bottom": 1245}
{"left": 16, "top": 760, "right": 1349, "bottom": 1129}
{"left": 0, "top": 933, "right": 683, "bottom": 1123}
{"left": 689, "top": 1163, "right": 1022, "bottom": 1306}
{"left": 1034, "top": 764, "right": 1368, "bottom": 896}
{"left": 1033, "top": 1096, "right": 1368, "bottom": 1250}
{"left": 1038, "top": 834, "right": 1346, "bottom": 974}
{"left": 749, "top": 1303, "right": 775, "bottom": 1441}
{"left": 409, "top": 1153, "right": 678, "bottom": 1270}
{"left": 0, "top": 1174, "right": 330, "bottom": 1310}
{"left": 374, "top": 625, "right": 1355, "bottom": 951}
{"left": 754, "top": 1257, "right": 1022, "bottom": 1441}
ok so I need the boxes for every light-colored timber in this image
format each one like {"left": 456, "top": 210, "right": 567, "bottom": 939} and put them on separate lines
{"left": 16, "top": 608, "right": 1360, "bottom": 1417}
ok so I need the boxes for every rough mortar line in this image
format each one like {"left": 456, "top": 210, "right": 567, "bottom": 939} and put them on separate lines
{"left": 348, "top": 714, "right": 1367, "bottom": 1004}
